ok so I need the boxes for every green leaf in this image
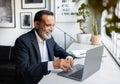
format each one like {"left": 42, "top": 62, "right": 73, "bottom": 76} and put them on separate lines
{"left": 92, "top": 20, "right": 99, "bottom": 35}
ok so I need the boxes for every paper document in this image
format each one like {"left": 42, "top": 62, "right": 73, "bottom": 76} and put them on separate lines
{"left": 69, "top": 50, "right": 87, "bottom": 58}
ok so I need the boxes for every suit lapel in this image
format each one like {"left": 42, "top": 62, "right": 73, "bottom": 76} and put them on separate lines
{"left": 30, "top": 29, "right": 41, "bottom": 63}
{"left": 46, "top": 40, "right": 54, "bottom": 61}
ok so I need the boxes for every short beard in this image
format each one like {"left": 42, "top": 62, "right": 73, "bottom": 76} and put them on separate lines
{"left": 37, "top": 28, "right": 52, "bottom": 40}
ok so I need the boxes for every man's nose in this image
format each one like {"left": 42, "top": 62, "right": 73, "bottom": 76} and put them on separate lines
{"left": 49, "top": 25, "right": 54, "bottom": 30}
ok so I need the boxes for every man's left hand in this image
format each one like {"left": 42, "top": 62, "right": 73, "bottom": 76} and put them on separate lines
{"left": 65, "top": 57, "right": 74, "bottom": 70}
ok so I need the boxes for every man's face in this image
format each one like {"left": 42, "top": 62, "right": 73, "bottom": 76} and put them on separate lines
{"left": 35, "top": 14, "right": 55, "bottom": 40}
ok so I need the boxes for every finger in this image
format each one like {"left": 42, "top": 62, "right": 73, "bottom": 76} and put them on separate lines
{"left": 61, "top": 66, "right": 68, "bottom": 72}
{"left": 66, "top": 58, "right": 74, "bottom": 68}
{"left": 60, "top": 59, "right": 73, "bottom": 71}
{"left": 61, "top": 62, "right": 70, "bottom": 72}
{"left": 59, "top": 59, "right": 68, "bottom": 71}
{"left": 64, "top": 61, "right": 73, "bottom": 71}
{"left": 61, "top": 61, "right": 71, "bottom": 71}
{"left": 70, "top": 59, "right": 74, "bottom": 67}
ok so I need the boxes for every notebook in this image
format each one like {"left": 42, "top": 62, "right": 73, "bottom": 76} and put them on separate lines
{"left": 57, "top": 46, "right": 104, "bottom": 81}
{"left": 69, "top": 49, "right": 87, "bottom": 58}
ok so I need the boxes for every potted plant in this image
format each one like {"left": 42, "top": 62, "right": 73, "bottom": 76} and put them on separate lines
{"left": 76, "top": 3, "right": 91, "bottom": 43}
{"left": 91, "top": 18, "right": 101, "bottom": 45}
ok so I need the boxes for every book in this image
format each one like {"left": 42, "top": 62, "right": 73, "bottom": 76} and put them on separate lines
{"left": 69, "top": 50, "right": 87, "bottom": 58}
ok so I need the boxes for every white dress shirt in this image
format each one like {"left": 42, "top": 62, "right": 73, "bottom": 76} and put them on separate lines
{"left": 34, "top": 30, "right": 54, "bottom": 71}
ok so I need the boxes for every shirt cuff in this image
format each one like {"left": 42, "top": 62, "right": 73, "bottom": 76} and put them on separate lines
{"left": 66, "top": 56, "right": 73, "bottom": 59}
{"left": 48, "top": 61, "right": 54, "bottom": 71}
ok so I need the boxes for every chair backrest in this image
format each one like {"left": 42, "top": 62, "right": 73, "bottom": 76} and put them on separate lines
{"left": 0, "top": 46, "right": 12, "bottom": 62}
{"left": 11, "top": 46, "right": 16, "bottom": 63}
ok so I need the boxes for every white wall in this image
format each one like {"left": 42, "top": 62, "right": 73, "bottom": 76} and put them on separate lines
{"left": 0, "top": 0, "right": 50, "bottom": 46}
{"left": 0, "top": 0, "right": 91, "bottom": 48}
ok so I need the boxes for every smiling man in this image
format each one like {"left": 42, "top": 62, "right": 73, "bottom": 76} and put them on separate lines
{"left": 14, "top": 10, "right": 74, "bottom": 84}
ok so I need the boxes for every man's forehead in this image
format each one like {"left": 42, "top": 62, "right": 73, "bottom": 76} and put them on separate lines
{"left": 42, "top": 14, "right": 54, "bottom": 18}
{"left": 41, "top": 15, "right": 54, "bottom": 22}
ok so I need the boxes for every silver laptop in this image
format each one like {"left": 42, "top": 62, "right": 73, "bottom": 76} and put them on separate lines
{"left": 57, "top": 46, "right": 104, "bottom": 81}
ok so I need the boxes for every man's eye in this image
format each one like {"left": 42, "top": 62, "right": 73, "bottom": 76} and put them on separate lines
{"left": 45, "top": 24, "right": 51, "bottom": 26}
{"left": 45, "top": 24, "right": 54, "bottom": 27}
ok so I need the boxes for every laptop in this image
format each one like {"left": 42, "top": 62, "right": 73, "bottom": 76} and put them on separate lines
{"left": 57, "top": 46, "right": 104, "bottom": 81}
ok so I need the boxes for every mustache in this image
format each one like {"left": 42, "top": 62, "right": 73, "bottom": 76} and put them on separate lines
{"left": 46, "top": 30, "right": 52, "bottom": 33}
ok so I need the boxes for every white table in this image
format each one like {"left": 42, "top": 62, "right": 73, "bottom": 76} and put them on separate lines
{"left": 38, "top": 42, "right": 120, "bottom": 84}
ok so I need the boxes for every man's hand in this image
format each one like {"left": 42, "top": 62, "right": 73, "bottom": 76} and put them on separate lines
{"left": 53, "top": 58, "right": 74, "bottom": 72}
{"left": 65, "top": 57, "right": 74, "bottom": 69}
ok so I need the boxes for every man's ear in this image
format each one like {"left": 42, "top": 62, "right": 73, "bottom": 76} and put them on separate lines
{"left": 34, "top": 21, "right": 39, "bottom": 29}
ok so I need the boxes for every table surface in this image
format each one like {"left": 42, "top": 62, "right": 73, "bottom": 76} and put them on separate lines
{"left": 38, "top": 42, "right": 120, "bottom": 84}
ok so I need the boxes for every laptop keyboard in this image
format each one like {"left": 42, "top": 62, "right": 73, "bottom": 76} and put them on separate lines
{"left": 69, "top": 69, "right": 83, "bottom": 79}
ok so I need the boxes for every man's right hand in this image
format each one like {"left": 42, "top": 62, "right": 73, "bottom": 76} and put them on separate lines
{"left": 53, "top": 59, "right": 73, "bottom": 72}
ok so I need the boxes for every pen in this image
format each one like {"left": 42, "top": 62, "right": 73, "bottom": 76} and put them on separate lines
{"left": 80, "top": 53, "right": 86, "bottom": 55}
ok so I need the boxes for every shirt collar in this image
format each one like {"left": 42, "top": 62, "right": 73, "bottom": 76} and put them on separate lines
{"left": 34, "top": 29, "right": 45, "bottom": 43}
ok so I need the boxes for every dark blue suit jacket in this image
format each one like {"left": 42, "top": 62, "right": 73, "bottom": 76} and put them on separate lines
{"left": 14, "top": 29, "right": 71, "bottom": 84}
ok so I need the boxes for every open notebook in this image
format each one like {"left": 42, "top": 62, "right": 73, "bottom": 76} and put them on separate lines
{"left": 69, "top": 49, "right": 87, "bottom": 58}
